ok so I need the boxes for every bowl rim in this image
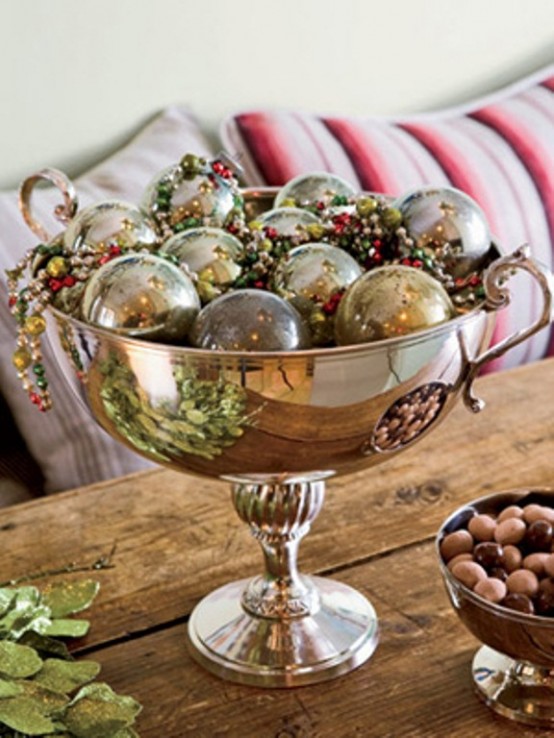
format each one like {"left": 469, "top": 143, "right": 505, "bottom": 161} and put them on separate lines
{"left": 437, "top": 487, "right": 554, "bottom": 626}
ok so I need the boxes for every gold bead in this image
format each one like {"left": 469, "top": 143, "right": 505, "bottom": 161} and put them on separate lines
{"left": 356, "top": 197, "right": 378, "bottom": 216}
{"left": 25, "top": 313, "right": 47, "bottom": 336}
{"left": 306, "top": 223, "right": 326, "bottom": 240}
{"left": 46, "top": 256, "right": 69, "bottom": 278}
{"left": 12, "top": 348, "right": 32, "bottom": 371}
{"left": 248, "top": 220, "right": 263, "bottom": 231}
{"left": 280, "top": 198, "right": 296, "bottom": 207}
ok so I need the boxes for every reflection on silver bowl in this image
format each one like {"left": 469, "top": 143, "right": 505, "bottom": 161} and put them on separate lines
{"left": 438, "top": 489, "right": 554, "bottom": 727}
{"left": 44, "top": 188, "right": 553, "bottom": 688}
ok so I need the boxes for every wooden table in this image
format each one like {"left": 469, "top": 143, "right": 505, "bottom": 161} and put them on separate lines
{"left": 4, "top": 358, "right": 554, "bottom": 737}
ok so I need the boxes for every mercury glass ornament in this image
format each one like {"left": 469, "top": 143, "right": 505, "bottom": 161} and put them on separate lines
{"left": 273, "top": 243, "right": 362, "bottom": 304}
{"left": 160, "top": 227, "right": 243, "bottom": 301}
{"left": 142, "top": 163, "right": 239, "bottom": 233}
{"left": 82, "top": 252, "right": 200, "bottom": 342}
{"left": 335, "top": 265, "right": 455, "bottom": 345}
{"left": 258, "top": 207, "right": 320, "bottom": 238}
{"left": 274, "top": 172, "right": 357, "bottom": 208}
{"left": 63, "top": 200, "right": 158, "bottom": 254}
{"left": 394, "top": 186, "right": 491, "bottom": 277}
{"left": 189, "top": 289, "right": 311, "bottom": 351}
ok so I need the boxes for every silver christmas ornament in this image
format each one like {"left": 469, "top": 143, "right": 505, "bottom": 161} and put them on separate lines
{"left": 258, "top": 207, "right": 320, "bottom": 237}
{"left": 273, "top": 243, "right": 362, "bottom": 304}
{"left": 274, "top": 172, "right": 357, "bottom": 208}
{"left": 160, "top": 227, "right": 243, "bottom": 301}
{"left": 394, "top": 186, "right": 492, "bottom": 277}
{"left": 335, "top": 265, "right": 455, "bottom": 345}
{"left": 189, "top": 289, "right": 311, "bottom": 351}
{"left": 142, "top": 162, "right": 240, "bottom": 234}
{"left": 81, "top": 252, "right": 200, "bottom": 342}
{"left": 63, "top": 200, "right": 158, "bottom": 254}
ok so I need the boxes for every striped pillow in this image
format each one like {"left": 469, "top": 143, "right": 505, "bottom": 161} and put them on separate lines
{"left": 221, "top": 65, "right": 554, "bottom": 371}
{"left": 0, "top": 106, "right": 214, "bottom": 495}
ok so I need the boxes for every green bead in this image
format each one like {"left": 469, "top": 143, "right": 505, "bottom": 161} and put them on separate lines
{"left": 36, "top": 377, "right": 48, "bottom": 389}
{"left": 33, "top": 364, "right": 45, "bottom": 375}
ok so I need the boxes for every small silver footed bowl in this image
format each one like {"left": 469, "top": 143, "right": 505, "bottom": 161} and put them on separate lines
{"left": 438, "top": 489, "right": 554, "bottom": 727}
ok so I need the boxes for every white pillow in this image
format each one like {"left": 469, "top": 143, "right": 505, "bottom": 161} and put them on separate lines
{"left": 0, "top": 106, "right": 214, "bottom": 493}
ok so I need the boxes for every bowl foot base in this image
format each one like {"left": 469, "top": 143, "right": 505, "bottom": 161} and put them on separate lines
{"left": 473, "top": 645, "right": 554, "bottom": 726}
{"left": 186, "top": 575, "right": 378, "bottom": 688}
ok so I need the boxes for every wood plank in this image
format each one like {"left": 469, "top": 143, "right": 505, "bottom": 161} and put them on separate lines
{"left": 1, "top": 359, "right": 553, "bottom": 649}
{"left": 89, "top": 541, "right": 540, "bottom": 738}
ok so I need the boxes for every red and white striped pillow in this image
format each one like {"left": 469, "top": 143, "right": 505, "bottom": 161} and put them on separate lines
{"left": 221, "top": 66, "right": 554, "bottom": 371}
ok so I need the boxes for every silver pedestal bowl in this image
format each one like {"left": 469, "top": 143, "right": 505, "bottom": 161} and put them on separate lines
{"left": 41, "top": 234, "right": 552, "bottom": 688}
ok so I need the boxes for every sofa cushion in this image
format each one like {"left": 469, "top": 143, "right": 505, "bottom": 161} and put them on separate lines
{"left": 0, "top": 105, "right": 214, "bottom": 496}
{"left": 221, "top": 65, "right": 554, "bottom": 371}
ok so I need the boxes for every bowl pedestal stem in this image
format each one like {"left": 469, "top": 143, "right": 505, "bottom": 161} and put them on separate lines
{"left": 186, "top": 474, "right": 379, "bottom": 687}
{"left": 473, "top": 645, "right": 554, "bottom": 726}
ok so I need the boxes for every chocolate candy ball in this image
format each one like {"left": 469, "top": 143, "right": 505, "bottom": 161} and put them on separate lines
{"left": 334, "top": 265, "right": 454, "bottom": 346}
{"left": 473, "top": 542, "right": 505, "bottom": 570}
{"left": 525, "top": 520, "right": 553, "bottom": 552}
{"left": 189, "top": 289, "right": 311, "bottom": 352}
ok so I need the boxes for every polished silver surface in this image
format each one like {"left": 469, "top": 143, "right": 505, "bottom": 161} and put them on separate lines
{"left": 187, "top": 475, "right": 378, "bottom": 686}
{"left": 473, "top": 646, "right": 554, "bottom": 727}
{"left": 43, "top": 189, "right": 554, "bottom": 688}
{"left": 438, "top": 489, "right": 554, "bottom": 726}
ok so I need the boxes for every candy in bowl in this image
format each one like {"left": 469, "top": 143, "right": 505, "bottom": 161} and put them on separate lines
{"left": 438, "top": 489, "right": 554, "bottom": 727}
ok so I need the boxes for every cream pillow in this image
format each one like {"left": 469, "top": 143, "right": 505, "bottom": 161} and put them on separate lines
{"left": 0, "top": 106, "right": 214, "bottom": 493}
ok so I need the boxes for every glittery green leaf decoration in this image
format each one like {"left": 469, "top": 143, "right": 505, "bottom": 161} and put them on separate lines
{"left": 0, "top": 587, "right": 50, "bottom": 641}
{"left": 0, "top": 679, "right": 22, "bottom": 698}
{"left": 0, "top": 642, "right": 43, "bottom": 678}
{"left": 18, "top": 631, "right": 73, "bottom": 662}
{"left": 0, "top": 591, "right": 15, "bottom": 618}
{"left": 0, "top": 581, "right": 142, "bottom": 737}
{"left": 41, "top": 581, "right": 100, "bottom": 619}
{"left": 0, "top": 696, "right": 58, "bottom": 735}
{"left": 63, "top": 683, "right": 142, "bottom": 738}
{"left": 39, "top": 619, "right": 90, "bottom": 639}
{"left": 33, "top": 659, "right": 101, "bottom": 694}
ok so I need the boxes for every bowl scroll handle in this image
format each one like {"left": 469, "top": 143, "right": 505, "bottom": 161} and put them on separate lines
{"left": 19, "top": 168, "right": 78, "bottom": 242}
{"left": 463, "top": 245, "right": 554, "bottom": 413}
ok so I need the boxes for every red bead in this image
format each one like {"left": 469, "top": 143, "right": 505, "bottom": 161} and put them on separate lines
{"left": 265, "top": 227, "right": 278, "bottom": 240}
{"left": 48, "top": 278, "right": 64, "bottom": 292}
{"left": 401, "top": 258, "right": 411, "bottom": 266}
{"left": 412, "top": 259, "right": 423, "bottom": 268}
{"left": 316, "top": 201, "right": 325, "bottom": 210}
{"left": 373, "top": 239, "right": 382, "bottom": 249}
{"left": 8, "top": 296, "right": 16, "bottom": 307}
{"left": 469, "top": 275, "right": 480, "bottom": 286}
{"left": 30, "top": 392, "right": 41, "bottom": 405}
{"left": 253, "top": 280, "right": 265, "bottom": 289}
{"left": 98, "top": 255, "right": 111, "bottom": 265}
{"left": 63, "top": 275, "right": 76, "bottom": 288}
{"left": 109, "top": 245, "right": 122, "bottom": 256}
{"left": 455, "top": 277, "right": 466, "bottom": 287}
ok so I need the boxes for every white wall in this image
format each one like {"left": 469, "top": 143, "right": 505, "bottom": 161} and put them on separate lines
{"left": 1, "top": 0, "right": 553, "bottom": 190}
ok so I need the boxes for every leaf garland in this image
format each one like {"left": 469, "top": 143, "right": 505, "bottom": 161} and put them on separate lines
{"left": 0, "top": 580, "right": 142, "bottom": 737}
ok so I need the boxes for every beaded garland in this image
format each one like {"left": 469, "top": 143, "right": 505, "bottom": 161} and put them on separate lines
{"left": 6, "top": 153, "right": 488, "bottom": 412}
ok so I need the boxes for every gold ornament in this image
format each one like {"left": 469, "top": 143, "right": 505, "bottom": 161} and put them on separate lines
{"left": 12, "top": 348, "right": 32, "bottom": 371}
{"left": 335, "top": 265, "right": 455, "bottom": 345}
{"left": 46, "top": 256, "right": 69, "bottom": 278}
